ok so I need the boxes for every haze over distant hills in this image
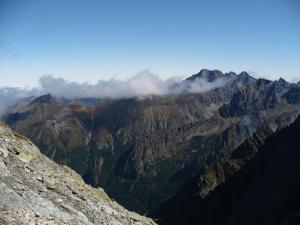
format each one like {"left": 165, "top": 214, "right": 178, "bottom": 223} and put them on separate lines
{"left": 0, "top": 69, "right": 299, "bottom": 115}
{"left": 2, "top": 69, "right": 300, "bottom": 214}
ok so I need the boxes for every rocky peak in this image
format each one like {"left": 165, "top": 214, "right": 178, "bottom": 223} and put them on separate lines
{"left": 272, "top": 77, "right": 291, "bottom": 91}
{"left": 277, "top": 77, "right": 288, "bottom": 84}
{"left": 30, "top": 94, "right": 57, "bottom": 105}
{"left": 186, "top": 69, "right": 228, "bottom": 82}
{"left": 0, "top": 123, "right": 155, "bottom": 225}
{"left": 236, "top": 71, "right": 256, "bottom": 83}
{"left": 225, "top": 71, "right": 238, "bottom": 79}
{"left": 267, "top": 77, "right": 292, "bottom": 98}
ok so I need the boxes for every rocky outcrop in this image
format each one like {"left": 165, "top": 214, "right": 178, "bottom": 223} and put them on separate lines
{"left": 0, "top": 123, "right": 155, "bottom": 225}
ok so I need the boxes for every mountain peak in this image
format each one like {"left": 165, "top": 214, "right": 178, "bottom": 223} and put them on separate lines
{"left": 237, "top": 71, "right": 256, "bottom": 82}
{"left": 186, "top": 69, "right": 228, "bottom": 82}
{"left": 30, "top": 94, "right": 56, "bottom": 105}
{"left": 278, "top": 77, "right": 288, "bottom": 84}
{"left": 226, "top": 71, "right": 238, "bottom": 78}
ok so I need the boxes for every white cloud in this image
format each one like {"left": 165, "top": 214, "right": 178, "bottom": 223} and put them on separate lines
{"left": 0, "top": 70, "right": 228, "bottom": 116}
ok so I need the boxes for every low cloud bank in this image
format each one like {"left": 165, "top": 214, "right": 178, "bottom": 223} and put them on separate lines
{"left": 0, "top": 70, "right": 228, "bottom": 116}
{"left": 38, "top": 71, "right": 177, "bottom": 99}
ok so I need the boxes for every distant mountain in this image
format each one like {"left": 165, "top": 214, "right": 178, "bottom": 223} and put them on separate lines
{"left": 2, "top": 69, "right": 300, "bottom": 213}
{"left": 0, "top": 123, "right": 155, "bottom": 225}
{"left": 152, "top": 115, "right": 300, "bottom": 225}
{"left": 185, "top": 69, "right": 233, "bottom": 82}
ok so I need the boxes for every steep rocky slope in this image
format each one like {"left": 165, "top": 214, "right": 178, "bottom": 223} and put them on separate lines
{"left": 0, "top": 123, "right": 155, "bottom": 225}
{"left": 3, "top": 69, "right": 300, "bottom": 212}
{"left": 152, "top": 115, "right": 300, "bottom": 225}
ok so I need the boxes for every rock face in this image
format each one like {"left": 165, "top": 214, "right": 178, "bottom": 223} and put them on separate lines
{"left": 2, "top": 69, "right": 300, "bottom": 212}
{"left": 0, "top": 123, "right": 155, "bottom": 225}
{"left": 152, "top": 116, "right": 300, "bottom": 225}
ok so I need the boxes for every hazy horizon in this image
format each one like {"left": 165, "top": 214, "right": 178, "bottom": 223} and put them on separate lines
{"left": 0, "top": 68, "right": 298, "bottom": 90}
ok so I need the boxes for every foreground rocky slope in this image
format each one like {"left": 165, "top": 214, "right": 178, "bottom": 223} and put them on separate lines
{"left": 152, "top": 116, "right": 300, "bottom": 225}
{"left": 0, "top": 123, "right": 155, "bottom": 225}
{"left": 3, "top": 69, "right": 300, "bottom": 212}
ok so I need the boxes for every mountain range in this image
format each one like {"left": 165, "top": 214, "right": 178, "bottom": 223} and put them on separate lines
{"left": 2, "top": 69, "right": 300, "bottom": 215}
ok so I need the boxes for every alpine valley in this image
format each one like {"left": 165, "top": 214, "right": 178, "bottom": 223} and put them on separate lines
{"left": 2, "top": 69, "right": 300, "bottom": 223}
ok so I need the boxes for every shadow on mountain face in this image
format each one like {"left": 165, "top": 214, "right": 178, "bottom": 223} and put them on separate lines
{"left": 152, "top": 115, "right": 300, "bottom": 225}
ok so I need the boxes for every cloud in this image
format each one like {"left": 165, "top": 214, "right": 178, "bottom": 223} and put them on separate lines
{"left": 37, "top": 70, "right": 228, "bottom": 98}
{"left": 38, "top": 70, "right": 173, "bottom": 99}
{"left": 0, "top": 70, "right": 228, "bottom": 116}
{"left": 0, "top": 87, "right": 39, "bottom": 116}
{"left": 176, "top": 78, "right": 227, "bottom": 94}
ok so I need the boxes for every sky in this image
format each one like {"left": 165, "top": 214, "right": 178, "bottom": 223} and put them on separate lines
{"left": 0, "top": 0, "right": 300, "bottom": 87}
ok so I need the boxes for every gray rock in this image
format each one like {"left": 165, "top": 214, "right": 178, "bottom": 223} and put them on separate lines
{"left": 0, "top": 123, "right": 156, "bottom": 225}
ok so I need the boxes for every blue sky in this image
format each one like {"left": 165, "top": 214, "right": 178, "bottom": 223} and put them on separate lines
{"left": 0, "top": 0, "right": 299, "bottom": 87}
